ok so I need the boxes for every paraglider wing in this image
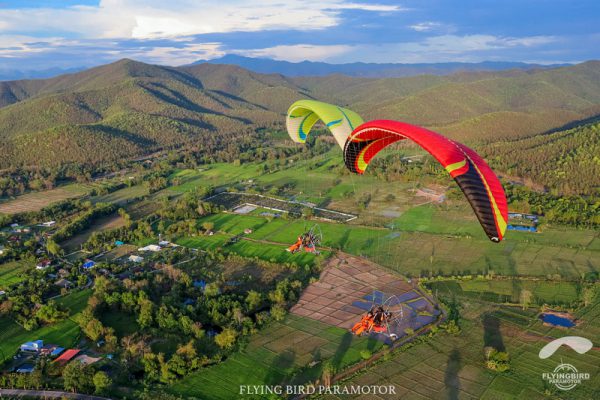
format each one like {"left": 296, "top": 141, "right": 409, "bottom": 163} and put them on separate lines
{"left": 343, "top": 120, "right": 508, "bottom": 242}
{"left": 286, "top": 100, "right": 364, "bottom": 149}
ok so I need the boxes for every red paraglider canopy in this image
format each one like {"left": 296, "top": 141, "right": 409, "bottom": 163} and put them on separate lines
{"left": 344, "top": 119, "right": 508, "bottom": 242}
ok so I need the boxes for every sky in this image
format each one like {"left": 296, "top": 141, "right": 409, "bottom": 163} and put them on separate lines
{"left": 0, "top": 0, "right": 598, "bottom": 72}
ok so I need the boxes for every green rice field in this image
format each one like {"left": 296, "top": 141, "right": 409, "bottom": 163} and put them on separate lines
{"left": 0, "top": 260, "right": 30, "bottom": 290}
{"left": 181, "top": 211, "right": 599, "bottom": 280}
{"left": 170, "top": 314, "right": 383, "bottom": 400}
{"left": 325, "top": 296, "right": 600, "bottom": 400}
{"left": 427, "top": 279, "right": 581, "bottom": 305}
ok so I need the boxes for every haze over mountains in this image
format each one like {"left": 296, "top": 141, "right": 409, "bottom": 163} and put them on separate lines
{"left": 199, "top": 55, "right": 571, "bottom": 78}
{"left": 0, "top": 58, "right": 599, "bottom": 169}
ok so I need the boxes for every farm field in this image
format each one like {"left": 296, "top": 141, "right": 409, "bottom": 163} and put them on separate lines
{"left": 166, "top": 155, "right": 421, "bottom": 222}
{"left": 185, "top": 212, "right": 600, "bottom": 279}
{"left": 0, "top": 183, "right": 92, "bottom": 214}
{"left": 60, "top": 213, "right": 125, "bottom": 252}
{"left": 326, "top": 297, "right": 600, "bottom": 400}
{"left": 0, "top": 289, "right": 91, "bottom": 365}
{"left": 175, "top": 233, "right": 322, "bottom": 266}
{"left": 427, "top": 279, "right": 581, "bottom": 305}
{"left": 169, "top": 314, "right": 383, "bottom": 400}
{"left": 168, "top": 164, "right": 259, "bottom": 194}
{"left": 92, "top": 184, "right": 148, "bottom": 205}
{"left": 0, "top": 260, "right": 30, "bottom": 290}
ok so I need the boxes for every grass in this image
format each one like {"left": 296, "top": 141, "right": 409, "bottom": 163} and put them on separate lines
{"left": 326, "top": 297, "right": 600, "bottom": 400}
{"left": 92, "top": 184, "right": 148, "bottom": 204}
{"left": 0, "top": 260, "right": 30, "bottom": 290}
{"left": 101, "top": 311, "right": 139, "bottom": 338}
{"left": 55, "top": 288, "right": 93, "bottom": 314}
{"left": 428, "top": 279, "right": 580, "bottom": 304}
{"left": 60, "top": 213, "right": 125, "bottom": 252}
{"left": 158, "top": 159, "right": 600, "bottom": 279}
{"left": 0, "top": 289, "right": 91, "bottom": 365}
{"left": 174, "top": 233, "right": 321, "bottom": 266}
{"left": 184, "top": 211, "right": 599, "bottom": 279}
{"left": 168, "top": 164, "right": 259, "bottom": 194}
{"left": 0, "top": 183, "right": 92, "bottom": 214}
{"left": 169, "top": 314, "right": 383, "bottom": 399}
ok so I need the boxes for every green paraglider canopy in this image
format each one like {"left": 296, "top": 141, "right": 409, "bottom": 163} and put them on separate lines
{"left": 286, "top": 99, "right": 364, "bottom": 149}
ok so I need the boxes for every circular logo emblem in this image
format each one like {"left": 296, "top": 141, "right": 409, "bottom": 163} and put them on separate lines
{"left": 552, "top": 363, "right": 579, "bottom": 391}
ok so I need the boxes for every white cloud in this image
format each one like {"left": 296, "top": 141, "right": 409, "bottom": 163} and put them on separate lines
{"left": 498, "top": 36, "right": 558, "bottom": 47}
{"left": 332, "top": 34, "right": 559, "bottom": 63}
{"left": 0, "top": 0, "right": 403, "bottom": 40}
{"left": 409, "top": 22, "right": 441, "bottom": 32}
{"left": 124, "top": 42, "right": 224, "bottom": 65}
{"left": 338, "top": 3, "right": 405, "bottom": 12}
{"left": 238, "top": 44, "right": 353, "bottom": 62}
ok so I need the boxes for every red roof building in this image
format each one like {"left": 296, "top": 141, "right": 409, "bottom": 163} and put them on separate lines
{"left": 54, "top": 349, "right": 80, "bottom": 364}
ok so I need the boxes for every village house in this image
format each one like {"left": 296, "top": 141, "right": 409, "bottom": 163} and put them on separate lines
{"left": 20, "top": 340, "right": 43, "bottom": 352}
{"left": 36, "top": 259, "right": 52, "bottom": 270}
{"left": 128, "top": 255, "right": 144, "bottom": 263}
{"left": 54, "top": 279, "right": 73, "bottom": 289}
{"left": 55, "top": 349, "right": 80, "bottom": 365}
{"left": 138, "top": 244, "right": 161, "bottom": 252}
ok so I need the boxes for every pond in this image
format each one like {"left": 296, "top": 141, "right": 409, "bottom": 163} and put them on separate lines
{"left": 541, "top": 313, "right": 575, "bottom": 328}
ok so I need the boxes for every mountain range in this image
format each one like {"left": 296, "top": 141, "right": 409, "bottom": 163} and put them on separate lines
{"left": 0, "top": 58, "right": 599, "bottom": 169}
{"left": 199, "top": 55, "right": 570, "bottom": 78}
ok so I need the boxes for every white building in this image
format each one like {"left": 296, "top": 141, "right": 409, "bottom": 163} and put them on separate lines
{"left": 138, "top": 244, "right": 161, "bottom": 252}
{"left": 128, "top": 255, "right": 144, "bottom": 263}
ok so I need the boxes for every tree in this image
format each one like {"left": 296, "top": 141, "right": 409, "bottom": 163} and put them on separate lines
{"left": 215, "top": 327, "right": 238, "bottom": 349}
{"left": 246, "top": 290, "right": 263, "bottom": 311}
{"left": 63, "top": 362, "right": 93, "bottom": 393}
{"left": 582, "top": 286, "right": 596, "bottom": 307}
{"left": 201, "top": 222, "right": 214, "bottom": 233}
{"left": 270, "top": 304, "right": 286, "bottom": 321}
{"left": 203, "top": 282, "right": 220, "bottom": 297}
{"left": 77, "top": 274, "right": 88, "bottom": 287}
{"left": 84, "top": 318, "right": 105, "bottom": 342}
{"left": 103, "top": 327, "right": 118, "bottom": 352}
{"left": 93, "top": 276, "right": 110, "bottom": 297}
{"left": 93, "top": 371, "right": 112, "bottom": 394}
{"left": 35, "top": 301, "right": 68, "bottom": 324}
{"left": 519, "top": 289, "right": 533, "bottom": 310}
{"left": 321, "top": 361, "right": 334, "bottom": 388}
{"left": 138, "top": 299, "right": 154, "bottom": 329}
{"left": 46, "top": 239, "right": 63, "bottom": 256}
{"left": 142, "top": 353, "right": 161, "bottom": 383}
{"left": 176, "top": 340, "right": 197, "bottom": 360}
{"left": 156, "top": 305, "right": 178, "bottom": 330}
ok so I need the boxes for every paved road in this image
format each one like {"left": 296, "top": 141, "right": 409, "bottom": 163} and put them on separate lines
{"left": 0, "top": 388, "right": 111, "bottom": 399}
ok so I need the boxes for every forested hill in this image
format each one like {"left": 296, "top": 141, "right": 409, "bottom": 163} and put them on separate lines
{"left": 0, "top": 59, "right": 599, "bottom": 169}
{"left": 0, "top": 60, "right": 295, "bottom": 168}
{"left": 482, "top": 119, "right": 600, "bottom": 196}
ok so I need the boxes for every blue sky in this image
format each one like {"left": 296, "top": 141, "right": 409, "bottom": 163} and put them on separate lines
{"left": 0, "top": 0, "right": 598, "bottom": 71}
